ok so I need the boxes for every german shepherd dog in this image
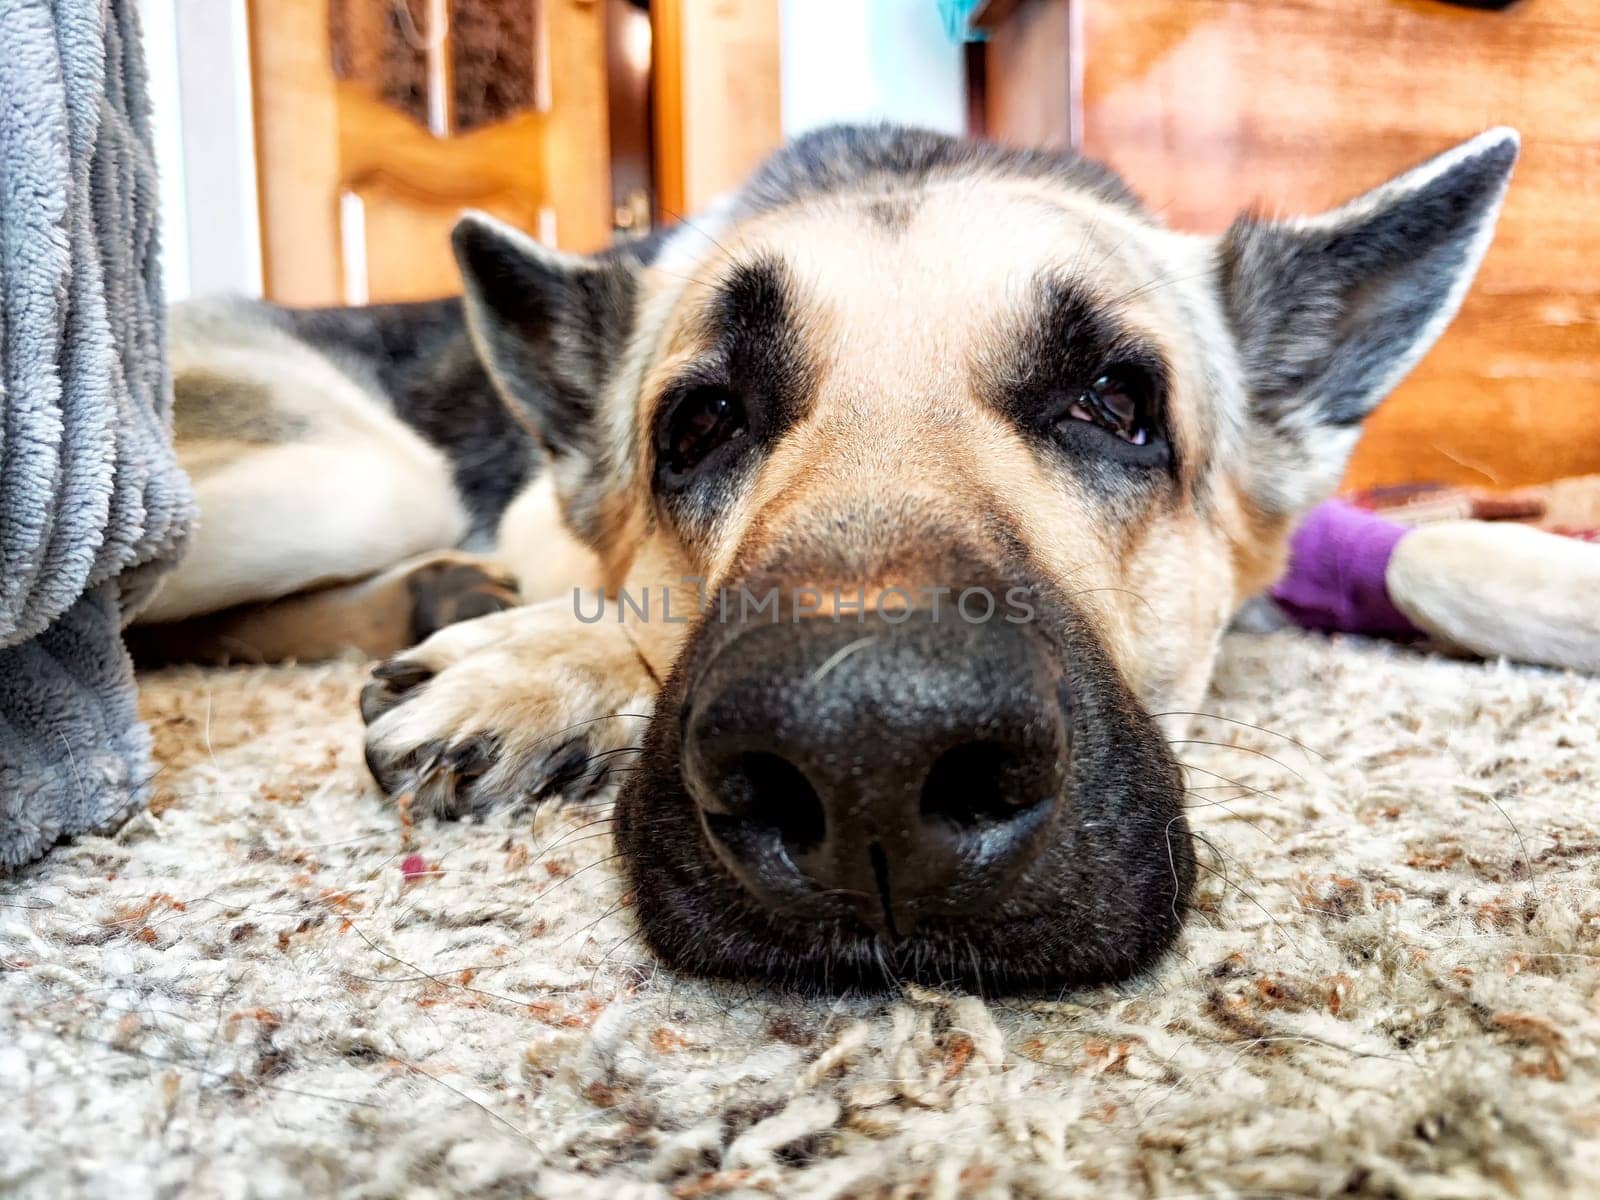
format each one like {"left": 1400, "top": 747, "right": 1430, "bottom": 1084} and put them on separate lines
{"left": 134, "top": 125, "right": 1518, "bottom": 993}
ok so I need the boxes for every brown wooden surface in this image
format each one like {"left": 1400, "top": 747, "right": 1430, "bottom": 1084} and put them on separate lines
{"left": 248, "top": 0, "right": 343, "bottom": 304}
{"left": 651, "top": 0, "right": 687, "bottom": 221}
{"left": 249, "top": 0, "right": 610, "bottom": 307}
{"left": 334, "top": 81, "right": 546, "bottom": 303}
{"left": 984, "top": 0, "right": 1600, "bottom": 491}
{"left": 982, "top": 0, "right": 1073, "bottom": 151}
{"left": 536, "top": 0, "right": 612, "bottom": 254}
{"left": 653, "top": 0, "right": 781, "bottom": 219}
{"left": 343, "top": 170, "right": 532, "bottom": 302}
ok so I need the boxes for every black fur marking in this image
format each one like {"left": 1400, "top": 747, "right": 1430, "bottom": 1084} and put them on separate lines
{"left": 707, "top": 257, "right": 815, "bottom": 440}
{"left": 980, "top": 275, "right": 1175, "bottom": 494}
{"left": 736, "top": 124, "right": 1147, "bottom": 224}
{"left": 1218, "top": 136, "right": 1517, "bottom": 435}
{"left": 653, "top": 257, "right": 815, "bottom": 523}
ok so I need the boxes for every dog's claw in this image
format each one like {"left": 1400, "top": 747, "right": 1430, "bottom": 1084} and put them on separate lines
{"left": 365, "top": 733, "right": 506, "bottom": 818}
{"left": 358, "top": 680, "right": 395, "bottom": 725}
{"left": 364, "top": 722, "right": 619, "bottom": 818}
{"left": 372, "top": 656, "right": 433, "bottom": 688}
{"left": 412, "top": 739, "right": 475, "bottom": 816}
{"left": 358, "top": 604, "right": 649, "bottom": 819}
{"left": 361, "top": 656, "right": 434, "bottom": 723}
{"left": 444, "top": 734, "right": 497, "bottom": 784}
{"left": 533, "top": 738, "right": 594, "bottom": 799}
{"left": 363, "top": 735, "right": 413, "bottom": 797}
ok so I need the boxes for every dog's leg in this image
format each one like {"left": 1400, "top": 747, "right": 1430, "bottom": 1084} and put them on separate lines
{"left": 140, "top": 433, "right": 471, "bottom": 626}
{"left": 359, "top": 594, "right": 681, "bottom": 816}
{"left": 143, "top": 303, "right": 479, "bottom": 625}
{"left": 134, "top": 439, "right": 602, "bottom": 666}
{"left": 126, "top": 550, "right": 521, "bottom": 665}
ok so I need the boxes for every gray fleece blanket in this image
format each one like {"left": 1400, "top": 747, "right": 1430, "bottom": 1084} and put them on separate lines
{"left": 0, "top": 0, "right": 193, "bottom": 867}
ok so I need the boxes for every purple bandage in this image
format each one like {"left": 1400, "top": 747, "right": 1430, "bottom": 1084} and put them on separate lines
{"left": 1270, "top": 499, "right": 1421, "bottom": 637}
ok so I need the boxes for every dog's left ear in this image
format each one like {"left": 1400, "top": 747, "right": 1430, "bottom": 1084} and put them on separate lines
{"left": 1218, "top": 128, "right": 1518, "bottom": 512}
{"left": 452, "top": 212, "right": 640, "bottom": 463}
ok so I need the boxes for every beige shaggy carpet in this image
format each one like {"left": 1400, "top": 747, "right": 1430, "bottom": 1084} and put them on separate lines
{"left": 3, "top": 632, "right": 1599, "bottom": 1199}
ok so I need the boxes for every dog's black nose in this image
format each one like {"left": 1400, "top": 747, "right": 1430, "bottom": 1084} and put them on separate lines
{"left": 682, "top": 610, "right": 1068, "bottom": 936}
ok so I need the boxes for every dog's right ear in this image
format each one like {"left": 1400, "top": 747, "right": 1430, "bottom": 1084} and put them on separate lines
{"left": 1217, "top": 128, "right": 1518, "bottom": 514}
{"left": 452, "top": 212, "right": 640, "bottom": 461}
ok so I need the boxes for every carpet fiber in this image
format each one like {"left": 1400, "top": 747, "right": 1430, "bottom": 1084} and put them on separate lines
{"left": 3, "top": 633, "right": 1598, "bottom": 1198}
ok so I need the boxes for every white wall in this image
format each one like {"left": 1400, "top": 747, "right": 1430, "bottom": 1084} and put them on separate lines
{"left": 172, "top": 0, "right": 263, "bottom": 299}
{"left": 138, "top": 0, "right": 262, "bottom": 302}
{"left": 779, "top": 0, "right": 967, "bottom": 139}
{"left": 139, "top": 0, "right": 190, "bottom": 301}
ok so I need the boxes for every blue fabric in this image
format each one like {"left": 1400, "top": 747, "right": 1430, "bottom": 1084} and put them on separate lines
{"left": 938, "top": 0, "right": 988, "bottom": 42}
{"left": 0, "top": 0, "right": 194, "bottom": 867}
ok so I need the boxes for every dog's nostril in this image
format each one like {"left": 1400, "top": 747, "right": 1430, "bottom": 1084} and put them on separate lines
{"left": 684, "top": 614, "right": 1073, "bottom": 928}
{"left": 919, "top": 741, "right": 1053, "bottom": 830}
{"left": 706, "top": 751, "right": 825, "bottom": 853}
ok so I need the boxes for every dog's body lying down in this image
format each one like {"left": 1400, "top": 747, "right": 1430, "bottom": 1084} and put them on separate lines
{"left": 136, "top": 125, "right": 1518, "bottom": 993}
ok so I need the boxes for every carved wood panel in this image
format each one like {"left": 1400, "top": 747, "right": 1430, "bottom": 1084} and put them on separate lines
{"left": 250, "top": 0, "right": 610, "bottom": 307}
{"left": 329, "top": 0, "right": 538, "bottom": 136}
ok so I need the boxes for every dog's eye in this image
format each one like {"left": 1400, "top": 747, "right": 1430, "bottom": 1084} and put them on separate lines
{"left": 1064, "top": 370, "right": 1152, "bottom": 446}
{"left": 658, "top": 385, "right": 747, "bottom": 483}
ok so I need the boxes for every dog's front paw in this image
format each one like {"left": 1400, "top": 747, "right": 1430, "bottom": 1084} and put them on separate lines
{"left": 360, "top": 605, "right": 654, "bottom": 818}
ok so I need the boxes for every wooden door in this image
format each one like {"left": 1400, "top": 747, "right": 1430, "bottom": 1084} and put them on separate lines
{"left": 249, "top": 0, "right": 612, "bottom": 307}
{"left": 978, "top": 0, "right": 1600, "bottom": 492}
{"left": 652, "top": 0, "right": 782, "bottom": 219}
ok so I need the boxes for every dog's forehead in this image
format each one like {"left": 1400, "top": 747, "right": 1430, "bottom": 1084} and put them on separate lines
{"left": 745, "top": 180, "right": 1171, "bottom": 328}
{"left": 644, "top": 176, "right": 1235, "bottom": 436}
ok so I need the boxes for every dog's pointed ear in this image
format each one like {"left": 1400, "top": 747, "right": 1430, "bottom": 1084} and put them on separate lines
{"left": 1219, "top": 128, "right": 1518, "bottom": 511}
{"left": 452, "top": 212, "right": 640, "bottom": 460}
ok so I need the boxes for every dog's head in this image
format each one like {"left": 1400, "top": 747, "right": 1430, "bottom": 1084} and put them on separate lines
{"left": 455, "top": 126, "right": 1516, "bottom": 992}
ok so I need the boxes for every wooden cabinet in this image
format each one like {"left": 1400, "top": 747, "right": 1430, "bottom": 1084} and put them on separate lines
{"left": 652, "top": 0, "right": 783, "bottom": 218}
{"left": 248, "top": 0, "right": 611, "bottom": 307}
{"left": 977, "top": 0, "right": 1600, "bottom": 491}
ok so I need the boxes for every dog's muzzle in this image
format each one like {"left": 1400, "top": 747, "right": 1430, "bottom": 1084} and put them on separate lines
{"left": 681, "top": 611, "right": 1067, "bottom": 936}
{"left": 616, "top": 568, "right": 1192, "bottom": 995}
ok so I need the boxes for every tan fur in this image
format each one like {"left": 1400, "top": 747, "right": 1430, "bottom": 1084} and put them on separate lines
{"left": 360, "top": 182, "right": 1288, "bottom": 785}
{"left": 142, "top": 303, "right": 469, "bottom": 625}
{"left": 494, "top": 474, "right": 605, "bottom": 602}
{"left": 129, "top": 551, "right": 515, "bottom": 666}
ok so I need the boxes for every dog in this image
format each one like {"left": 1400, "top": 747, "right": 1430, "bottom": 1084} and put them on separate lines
{"left": 134, "top": 124, "right": 1518, "bottom": 993}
